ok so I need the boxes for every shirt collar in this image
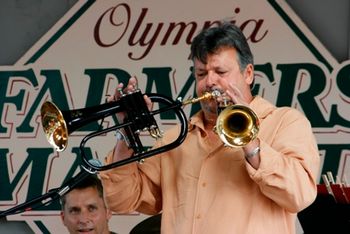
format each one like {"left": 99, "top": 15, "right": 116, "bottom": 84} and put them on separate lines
{"left": 188, "top": 111, "right": 205, "bottom": 132}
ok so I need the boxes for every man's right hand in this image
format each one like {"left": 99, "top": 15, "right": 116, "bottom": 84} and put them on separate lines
{"left": 108, "top": 76, "right": 153, "bottom": 163}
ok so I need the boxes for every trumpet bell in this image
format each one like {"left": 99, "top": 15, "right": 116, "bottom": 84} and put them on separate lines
{"left": 41, "top": 101, "right": 68, "bottom": 152}
{"left": 216, "top": 105, "right": 259, "bottom": 147}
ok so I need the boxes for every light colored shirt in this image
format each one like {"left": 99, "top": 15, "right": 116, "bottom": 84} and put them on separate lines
{"left": 100, "top": 96, "right": 320, "bottom": 234}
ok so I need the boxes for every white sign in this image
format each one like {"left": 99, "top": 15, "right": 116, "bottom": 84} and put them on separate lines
{"left": 1, "top": 0, "right": 348, "bottom": 233}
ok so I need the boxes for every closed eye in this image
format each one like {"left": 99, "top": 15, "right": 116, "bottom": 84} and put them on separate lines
{"left": 195, "top": 71, "right": 207, "bottom": 79}
{"left": 216, "top": 70, "right": 227, "bottom": 76}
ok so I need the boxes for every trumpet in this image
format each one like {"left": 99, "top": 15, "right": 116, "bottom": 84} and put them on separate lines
{"left": 41, "top": 89, "right": 259, "bottom": 171}
{"left": 216, "top": 104, "right": 259, "bottom": 147}
{"left": 184, "top": 90, "right": 259, "bottom": 147}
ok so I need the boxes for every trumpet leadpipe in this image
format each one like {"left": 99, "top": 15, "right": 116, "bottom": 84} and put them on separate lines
{"left": 182, "top": 90, "right": 221, "bottom": 106}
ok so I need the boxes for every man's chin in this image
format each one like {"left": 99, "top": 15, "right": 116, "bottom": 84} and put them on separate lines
{"left": 202, "top": 103, "right": 218, "bottom": 115}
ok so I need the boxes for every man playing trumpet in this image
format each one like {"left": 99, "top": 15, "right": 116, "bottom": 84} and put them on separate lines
{"left": 100, "top": 22, "right": 320, "bottom": 234}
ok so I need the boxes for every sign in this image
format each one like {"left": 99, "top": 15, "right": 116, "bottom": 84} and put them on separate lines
{"left": 1, "top": 0, "right": 349, "bottom": 233}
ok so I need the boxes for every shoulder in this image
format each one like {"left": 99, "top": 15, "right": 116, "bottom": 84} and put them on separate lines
{"left": 254, "top": 96, "right": 309, "bottom": 122}
{"left": 253, "top": 97, "right": 312, "bottom": 131}
{"left": 274, "top": 106, "right": 309, "bottom": 123}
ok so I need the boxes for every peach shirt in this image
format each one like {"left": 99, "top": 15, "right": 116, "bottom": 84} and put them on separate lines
{"left": 100, "top": 96, "right": 320, "bottom": 234}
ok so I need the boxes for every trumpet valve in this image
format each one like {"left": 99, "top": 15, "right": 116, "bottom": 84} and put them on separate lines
{"left": 149, "top": 127, "right": 163, "bottom": 139}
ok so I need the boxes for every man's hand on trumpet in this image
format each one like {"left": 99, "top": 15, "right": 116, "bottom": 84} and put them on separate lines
{"left": 107, "top": 76, "right": 153, "bottom": 124}
{"left": 107, "top": 76, "right": 153, "bottom": 162}
{"left": 216, "top": 83, "right": 261, "bottom": 168}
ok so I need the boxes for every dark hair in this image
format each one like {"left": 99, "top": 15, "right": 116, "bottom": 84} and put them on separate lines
{"left": 190, "top": 22, "right": 254, "bottom": 72}
{"left": 60, "top": 174, "right": 104, "bottom": 209}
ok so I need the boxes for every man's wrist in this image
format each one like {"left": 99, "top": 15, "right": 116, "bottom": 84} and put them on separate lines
{"left": 115, "top": 129, "right": 130, "bottom": 148}
{"left": 245, "top": 146, "right": 260, "bottom": 159}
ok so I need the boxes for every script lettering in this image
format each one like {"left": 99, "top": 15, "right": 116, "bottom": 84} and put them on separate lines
{"left": 93, "top": 3, "right": 269, "bottom": 60}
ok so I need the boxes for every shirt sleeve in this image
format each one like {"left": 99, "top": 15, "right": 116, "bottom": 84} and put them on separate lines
{"left": 99, "top": 148, "right": 163, "bottom": 215}
{"left": 245, "top": 108, "right": 320, "bottom": 213}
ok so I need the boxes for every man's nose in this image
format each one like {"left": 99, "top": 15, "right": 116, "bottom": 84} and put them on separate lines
{"left": 78, "top": 211, "right": 91, "bottom": 224}
{"left": 206, "top": 72, "right": 218, "bottom": 88}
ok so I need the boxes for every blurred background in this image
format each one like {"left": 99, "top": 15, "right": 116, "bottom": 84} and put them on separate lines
{"left": 0, "top": 0, "right": 349, "bottom": 233}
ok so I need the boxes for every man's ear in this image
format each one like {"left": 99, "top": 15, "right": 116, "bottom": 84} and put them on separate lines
{"left": 106, "top": 208, "right": 112, "bottom": 220}
{"left": 60, "top": 211, "right": 66, "bottom": 224}
{"left": 244, "top": 64, "right": 254, "bottom": 85}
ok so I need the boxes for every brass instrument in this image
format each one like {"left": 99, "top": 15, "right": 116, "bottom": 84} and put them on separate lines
{"left": 216, "top": 104, "right": 259, "bottom": 147}
{"left": 190, "top": 90, "right": 259, "bottom": 147}
{"left": 41, "top": 90, "right": 188, "bottom": 171}
{"left": 40, "top": 89, "right": 258, "bottom": 171}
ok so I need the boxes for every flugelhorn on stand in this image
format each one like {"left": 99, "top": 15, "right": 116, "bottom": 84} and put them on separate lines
{"left": 41, "top": 90, "right": 188, "bottom": 171}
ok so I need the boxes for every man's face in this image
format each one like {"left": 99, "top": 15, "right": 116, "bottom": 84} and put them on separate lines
{"left": 193, "top": 47, "right": 253, "bottom": 117}
{"left": 61, "top": 187, "right": 112, "bottom": 234}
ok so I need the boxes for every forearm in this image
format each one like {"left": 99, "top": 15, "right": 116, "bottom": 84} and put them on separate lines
{"left": 99, "top": 149, "right": 141, "bottom": 213}
{"left": 100, "top": 147, "right": 162, "bottom": 214}
{"left": 247, "top": 139, "right": 319, "bottom": 212}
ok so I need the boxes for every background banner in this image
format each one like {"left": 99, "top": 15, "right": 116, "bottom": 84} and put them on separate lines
{"left": 1, "top": 0, "right": 349, "bottom": 233}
